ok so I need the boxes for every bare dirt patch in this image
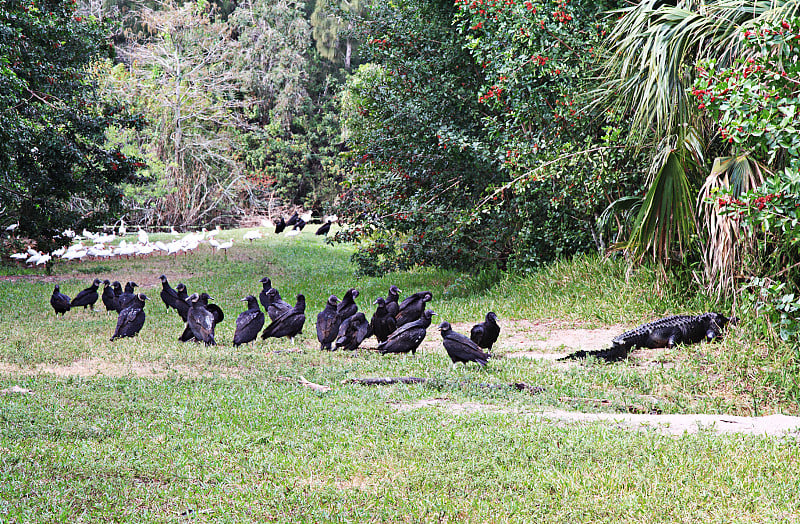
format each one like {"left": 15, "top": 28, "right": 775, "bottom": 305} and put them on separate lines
{"left": 0, "top": 358, "right": 244, "bottom": 379}
{"left": 390, "top": 398, "right": 800, "bottom": 437}
{"left": 538, "top": 410, "right": 800, "bottom": 437}
{"left": 357, "top": 319, "right": 629, "bottom": 359}
{"left": 454, "top": 319, "right": 628, "bottom": 360}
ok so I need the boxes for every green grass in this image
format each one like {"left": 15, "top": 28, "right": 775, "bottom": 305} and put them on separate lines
{"left": 1, "top": 228, "right": 799, "bottom": 522}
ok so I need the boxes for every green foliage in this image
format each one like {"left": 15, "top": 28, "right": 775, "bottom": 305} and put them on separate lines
{"left": 0, "top": 0, "right": 146, "bottom": 254}
{"left": 86, "top": 0, "right": 346, "bottom": 224}
{"left": 339, "top": 0, "right": 504, "bottom": 271}
{"left": 595, "top": 0, "right": 800, "bottom": 146}
{"left": 340, "top": 0, "right": 648, "bottom": 274}
{"left": 694, "top": 18, "right": 800, "bottom": 164}
{"left": 310, "top": 0, "right": 365, "bottom": 69}
{"left": 230, "top": 0, "right": 310, "bottom": 129}
{"left": 591, "top": 0, "right": 800, "bottom": 273}
{"left": 105, "top": 1, "right": 249, "bottom": 227}
{"left": 694, "top": 18, "right": 800, "bottom": 341}
{"left": 623, "top": 149, "right": 697, "bottom": 263}
{"left": 240, "top": 50, "right": 346, "bottom": 212}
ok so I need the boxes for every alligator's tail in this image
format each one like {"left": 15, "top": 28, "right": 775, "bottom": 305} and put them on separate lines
{"left": 557, "top": 346, "right": 630, "bottom": 362}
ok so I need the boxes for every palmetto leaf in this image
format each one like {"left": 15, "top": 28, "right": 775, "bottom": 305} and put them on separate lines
{"left": 698, "top": 155, "right": 767, "bottom": 296}
{"left": 619, "top": 149, "right": 696, "bottom": 262}
{"left": 598, "top": 195, "right": 643, "bottom": 245}
{"left": 595, "top": 0, "right": 796, "bottom": 275}
{"left": 596, "top": 0, "right": 800, "bottom": 144}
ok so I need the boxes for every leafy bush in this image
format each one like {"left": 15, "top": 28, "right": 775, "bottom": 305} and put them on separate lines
{"left": 0, "top": 0, "right": 147, "bottom": 254}
{"left": 694, "top": 18, "right": 800, "bottom": 341}
{"left": 340, "top": 0, "right": 646, "bottom": 274}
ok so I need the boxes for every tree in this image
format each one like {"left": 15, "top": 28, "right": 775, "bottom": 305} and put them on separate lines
{"left": 340, "top": 0, "right": 511, "bottom": 274}
{"left": 229, "top": 0, "right": 310, "bottom": 128}
{"left": 230, "top": 0, "right": 345, "bottom": 214}
{"left": 340, "top": 0, "right": 642, "bottom": 274}
{"left": 0, "top": 0, "right": 146, "bottom": 256}
{"left": 452, "top": 0, "right": 644, "bottom": 270}
{"left": 111, "top": 1, "right": 248, "bottom": 226}
{"left": 310, "top": 0, "right": 365, "bottom": 69}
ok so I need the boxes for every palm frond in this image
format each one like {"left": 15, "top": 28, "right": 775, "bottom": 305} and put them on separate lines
{"left": 594, "top": 0, "right": 800, "bottom": 143}
{"left": 698, "top": 155, "right": 768, "bottom": 296}
{"left": 598, "top": 195, "right": 643, "bottom": 245}
{"left": 619, "top": 149, "right": 697, "bottom": 262}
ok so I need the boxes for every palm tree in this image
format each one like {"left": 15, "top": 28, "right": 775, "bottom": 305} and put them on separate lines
{"left": 596, "top": 0, "right": 799, "bottom": 285}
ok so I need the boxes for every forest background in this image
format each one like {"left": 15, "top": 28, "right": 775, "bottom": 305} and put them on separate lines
{"left": 3, "top": 0, "right": 800, "bottom": 346}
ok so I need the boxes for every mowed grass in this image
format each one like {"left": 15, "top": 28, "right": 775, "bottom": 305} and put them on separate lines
{"left": 2, "top": 227, "right": 800, "bottom": 522}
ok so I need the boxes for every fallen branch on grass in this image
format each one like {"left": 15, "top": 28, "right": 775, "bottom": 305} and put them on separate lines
{"left": 299, "top": 376, "right": 331, "bottom": 392}
{"left": 347, "top": 377, "right": 428, "bottom": 386}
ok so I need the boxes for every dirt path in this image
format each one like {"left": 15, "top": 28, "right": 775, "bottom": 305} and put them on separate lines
{"left": 390, "top": 398, "right": 800, "bottom": 437}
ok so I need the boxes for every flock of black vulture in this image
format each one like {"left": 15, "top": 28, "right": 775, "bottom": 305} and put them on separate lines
{"left": 273, "top": 210, "right": 333, "bottom": 237}
{"left": 49, "top": 276, "right": 502, "bottom": 367}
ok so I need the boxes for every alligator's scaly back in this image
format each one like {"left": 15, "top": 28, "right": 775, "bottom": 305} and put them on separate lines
{"left": 559, "top": 313, "right": 735, "bottom": 363}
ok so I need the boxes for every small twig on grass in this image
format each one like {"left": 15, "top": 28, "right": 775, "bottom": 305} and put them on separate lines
{"left": 299, "top": 376, "right": 331, "bottom": 392}
{"left": 559, "top": 396, "right": 611, "bottom": 405}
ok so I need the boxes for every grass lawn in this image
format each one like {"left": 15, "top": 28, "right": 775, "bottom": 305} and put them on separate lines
{"left": 1, "top": 227, "right": 799, "bottom": 522}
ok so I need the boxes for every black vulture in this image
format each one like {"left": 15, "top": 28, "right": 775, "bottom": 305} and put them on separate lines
{"left": 50, "top": 285, "right": 71, "bottom": 316}
{"left": 101, "top": 280, "right": 120, "bottom": 313}
{"left": 371, "top": 297, "right": 397, "bottom": 343}
{"left": 173, "top": 282, "right": 190, "bottom": 321}
{"left": 286, "top": 211, "right": 299, "bottom": 227}
{"left": 70, "top": 278, "right": 101, "bottom": 310}
{"left": 159, "top": 274, "right": 182, "bottom": 312}
{"left": 293, "top": 218, "right": 307, "bottom": 231}
{"left": 258, "top": 276, "right": 272, "bottom": 311}
{"left": 385, "top": 285, "right": 401, "bottom": 318}
{"left": 206, "top": 298, "right": 225, "bottom": 326}
{"left": 395, "top": 291, "right": 433, "bottom": 327}
{"left": 378, "top": 310, "right": 435, "bottom": 355}
{"left": 470, "top": 312, "right": 501, "bottom": 351}
{"left": 336, "top": 288, "right": 359, "bottom": 323}
{"left": 112, "top": 281, "right": 123, "bottom": 298}
{"left": 316, "top": 295, "right": 340, "bottom": 351}
{"left": 176, "top": 282, "right": 188, "bottom": 302}
{"left": 264, "top": 287, "right": 292, "bottom": 321}
{"left": 274, "top": 217, "right": 286, "bottom": 234}
{"left": 315, "top": 220, "right": 332, "bottom": 236}
{"left": 118, "top": 281, "right": 138, "bottom": 310}
{"left": 335, "top": 312, "right": 372, "bottom": 351}
{"left": 181, "top": 292, "right": 218, "bottom": 345}
{"left": 233, "top": 295, "right": 265, "bottom": 347}
{"left": 110, "top": 293, "right": 148, "bottom": 340}
{"left": 439, "top": 322, "right": 491, "bottom": 367}
{"left": 261, "top": 294, "right": 306, "bottom": 344}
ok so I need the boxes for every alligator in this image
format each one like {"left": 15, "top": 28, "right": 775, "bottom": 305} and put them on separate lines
{"left": 558, "top": 312, "right": 737, "bottom": 362}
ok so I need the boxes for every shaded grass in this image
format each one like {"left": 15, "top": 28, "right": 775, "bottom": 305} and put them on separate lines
{"left": 1, "top": 228, "right": 800, "bottom": 522}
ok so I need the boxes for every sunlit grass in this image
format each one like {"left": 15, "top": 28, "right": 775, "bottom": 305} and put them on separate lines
{"left": 1, "top": 227, "right": 799, "bottom": 522}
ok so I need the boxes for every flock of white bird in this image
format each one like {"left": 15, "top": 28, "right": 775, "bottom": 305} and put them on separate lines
{"left": 6, "top": 213, "right": 331, "bottom": 267}
{"left": 9, "top": 226, "right": 223, "bottom": 266}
